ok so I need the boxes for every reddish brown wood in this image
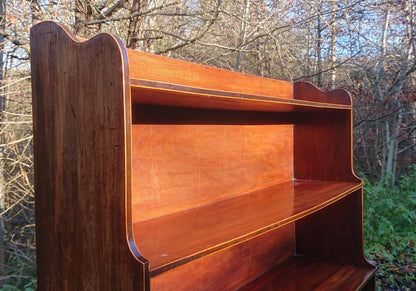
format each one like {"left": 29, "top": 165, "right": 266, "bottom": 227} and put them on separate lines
{"left": 238, "top": 256, "right": 375, "bottom": 291}
{"left": 294, "top": 109, "right": 360, "bottom": 183}
{"left": 151, "top": 225, "right": 295, "bottom": 290}
{"left": 127, "top": 49, "right": 293, "bottom": 99}
{"left": 131, "top": 123, "right": 293, "bottom": 220}
{"left": 296, "top": 189, "right": 373, "bottom": 268}
{"left": 31, "top": 21, "right": 147, "bottom": 290}
{"left": 131, "top": 104, "right": 297, "bottom": 125}
{"left": 130, "top": 79, "right": 352, "bottom": 111}
{"left": 294, "top": 81, "right": 352, "bottom": 105}
{"left": 32, "top": 21, "right": 375, "bottom": 291}
{"left": 133, "top": 180, "right": 361, "bottom": 275}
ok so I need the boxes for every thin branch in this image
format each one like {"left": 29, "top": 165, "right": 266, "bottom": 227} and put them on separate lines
{"left": 0, "top": 76, "right": 31, "bottom": 90}
{"left": 155, "top": 0, "right": 223, "bottom": 54}
{"left": 0, "top": 135, "right": 32, "bottom": 148}
{"left": 293, "top": 50, "right": 361, "bottom": 81}
{"left": 99, "top": 0, "right": 128, "bottom": 18}
{"left": 77, "top": 2, "right": 178, "bottom": 26}
{"left": 398, "top": 142, "right": 416, "bottom": 154}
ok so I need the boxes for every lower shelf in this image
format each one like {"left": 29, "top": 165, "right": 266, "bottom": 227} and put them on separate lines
{"left": 133, "top": 179, "right": 361, "bottom": 276}
{"left": 238, "top": 255, "right": 375, "bottom": 291}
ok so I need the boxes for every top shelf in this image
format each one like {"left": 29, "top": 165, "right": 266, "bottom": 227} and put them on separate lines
{"left": 127, "top": 49, "right": 352, "bottom": 112}
{"left": 130, "top": 78, "right": 352, "bottom": 112}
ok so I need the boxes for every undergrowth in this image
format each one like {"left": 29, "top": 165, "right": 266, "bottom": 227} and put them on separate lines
{"left": 364, "top": 166, "right": 416, "bottom": 290}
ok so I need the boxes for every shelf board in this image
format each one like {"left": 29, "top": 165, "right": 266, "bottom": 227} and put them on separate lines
{"left": 132, "top": 179, "right": 361, "bottom": 276}
{"left": 130, "top": 79, "right": 352, "bottom": 112}
{"left": 238, "top": 255, "right": 375, "bottom": 290}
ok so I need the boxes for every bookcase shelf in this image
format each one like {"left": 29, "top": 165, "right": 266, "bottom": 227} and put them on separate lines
{"left": 31, "top": 21, "right": 376, "bottom": 290}
{"left": 239, "top": 255, "right": 375, "bottom": 291}
{"left": 133, "top": 179, "right": 361, "bottom": 275}
{"left": 130, "top": 79, "right": 352, "bottom": 111}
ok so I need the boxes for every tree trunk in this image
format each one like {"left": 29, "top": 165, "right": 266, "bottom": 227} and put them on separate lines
{"left": 235, "top": 0, "right": 250, "bottom": 71}
{"left": 74, "top": 0, "right": 93, "bottom": 35}
{"left": 385, "top": 118, "right": 400, "bottom": 183}
{"left": 30, "top": 0, "right": 42, "bottom": 25}
{"left": 316, "top": 2, "right": 323, "bottom": 86}
{"left": 126, "top": 0, "right": 148, "bottom": 49}
{"left": 0, "top": 0, "right": 5, "bottom": 275}
{"left": 329, "top": 0, "right": 337, "bottom": 88}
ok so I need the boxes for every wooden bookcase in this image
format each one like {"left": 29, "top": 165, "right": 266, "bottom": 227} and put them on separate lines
{"left": 31, "top": 21, "right": 376, "bottom": 290}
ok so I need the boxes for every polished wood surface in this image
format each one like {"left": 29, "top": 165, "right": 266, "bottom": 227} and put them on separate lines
{"left": 238, "top": 255, "right": 375, "bottom": 291}
{"left": 127, "top": 49, "right": 293, "bottom": 100}
{"left": 131, "top": 123, "right": 293, "bottom": 220}
{"left": 294, "top": 109, "right": 360, "bottom": 182}
{"left": 130, "top": 79, "right": 352, "bottom": 111}
{"left": 294, "top": 81, "right": 352, "bottom": 105}
{"left": 32, "top": 21, "right": 375, "bottom": 291}
{"left": 296, "top": 189, "right": 372, "bottom": 267}
{"left": 31, "top": 21, "right": 147, "bottom": 290}
{"left": 293, "top": 82, "right": 360, "bottom": 183}
{"left": 151, "top": 225, "right": 295, "bottom": 290}
{"left": 133, "top": 180, "right": 361, "bottom": 275}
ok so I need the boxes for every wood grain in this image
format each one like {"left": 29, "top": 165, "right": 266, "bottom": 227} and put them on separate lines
{"left": 296, "top": 189, "right": 373, "bottom": 268}
{"left": 130, "top": 79, "right": 352, "bottom": 111}
{"left": 151, "top": 225, "right": 295, "bottom": 290}
{"left": 133, "top": 180, "right": 361, "bottom": 275}
{"left": 294, "top": 109, "right": 361, "bottom": 182}
{"left": 127, "top": 49, "right": 293, "bottom": 100}
{"left": 294, "top": 81, "right": 352, "bottom": 105}
{"left": 31, "top": 21, "right": 148, "bottom": 290}
{"left": 131, "top": 123, "right": 293, "bottom": 220}
{"left": 238, "top": 255, "right": 375, "bottom": 291}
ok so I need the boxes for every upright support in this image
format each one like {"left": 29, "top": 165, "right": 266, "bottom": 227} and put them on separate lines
{"left": 31, "top": 21, "right": 148, "bottom": 290}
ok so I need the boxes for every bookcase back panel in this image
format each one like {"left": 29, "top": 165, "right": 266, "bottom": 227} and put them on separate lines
{"left": 127, "top": 50, "right": 293, "bottom": 100}
{"left": 150, "top": 224, "right": 295, "bottom": 290}
{"left": 131, "top": 123, "right": 293, "bottom": 221}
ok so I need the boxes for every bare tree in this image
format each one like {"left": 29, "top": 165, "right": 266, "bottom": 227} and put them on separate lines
{"left": 0, "top": 0, "right": 6, "bottom": 276}
{"left": 351, "top": 0, "right": 416, "bottom": 182}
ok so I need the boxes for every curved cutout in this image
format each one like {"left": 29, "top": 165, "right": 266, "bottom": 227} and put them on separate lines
{"left": 293, "top": 81, "right": 352, "bottom": 105}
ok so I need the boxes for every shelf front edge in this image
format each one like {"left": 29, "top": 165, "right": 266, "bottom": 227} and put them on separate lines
{"left": 133, "top": 180, "right": 362, "bottom": 276}
{"left": 130, "top": 79, "right": 352, "bottom": 112}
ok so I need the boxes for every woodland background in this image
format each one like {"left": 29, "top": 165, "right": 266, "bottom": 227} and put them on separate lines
{"left": 0, "top": 0, "right": 415, "bottom": 290}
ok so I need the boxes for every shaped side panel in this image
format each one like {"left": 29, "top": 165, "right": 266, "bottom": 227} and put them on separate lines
{"left": 294, "top": 81, "right": 351, "bottom": 105}
{"left": 31, "top": 21, "right": 148, "bottom": 290}
{"left": 293, "top": 82, "right": 359, "bottom": 182}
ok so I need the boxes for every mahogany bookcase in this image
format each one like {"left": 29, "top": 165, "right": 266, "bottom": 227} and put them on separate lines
{"left": 31, "top": 21, "right": 376, "bottom": 290}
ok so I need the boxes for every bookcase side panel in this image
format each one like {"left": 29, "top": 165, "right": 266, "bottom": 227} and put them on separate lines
{"left": 293, "top": 82, "right": 359, "bottom": 182}
{"left": 31, "top": 22, "right": 148, "bottom": 290}
{"left": 294, "top": 109, "right": 359, "bottom": 182}
{"left": 295, "top": 189, "right": 372, "bottom": 268}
